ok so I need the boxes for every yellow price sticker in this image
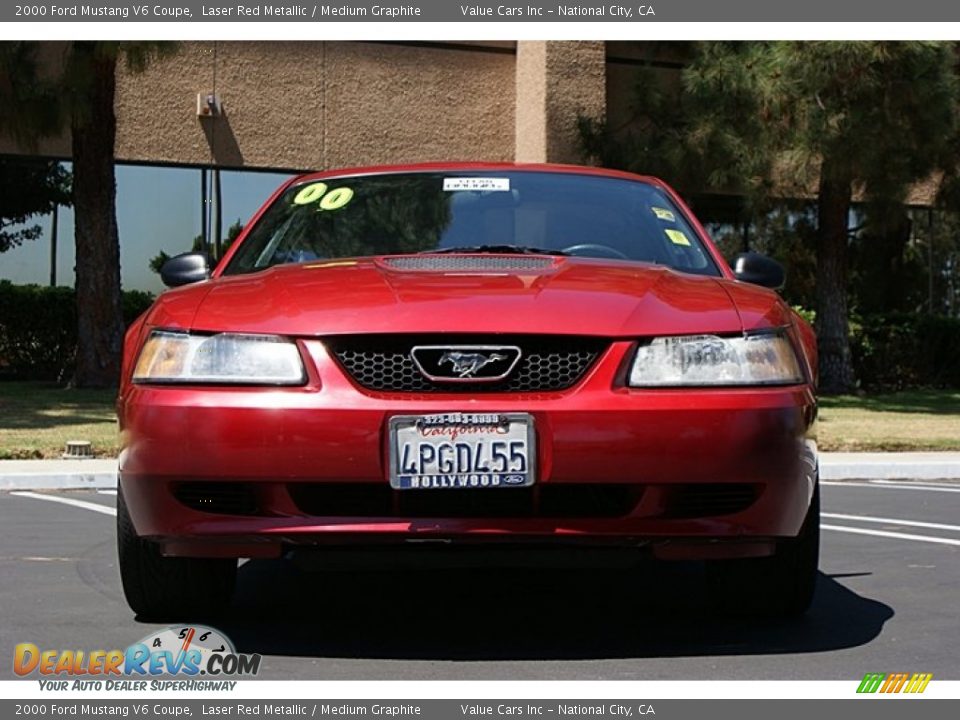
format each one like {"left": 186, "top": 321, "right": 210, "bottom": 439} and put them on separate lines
{"left": 292, "top": 182, "right": 354, "bottom": 212}
{"left": 651, "top": 207, "right": 676, "bottom": 222}
{"left": 293, "top": 182, "right": 328, "bottom": 205}
{"left": 318, "top": 186, "right": 354, "bottom": 211}
{"left": 665, "top": 229, "right": 691, "bottom": 247}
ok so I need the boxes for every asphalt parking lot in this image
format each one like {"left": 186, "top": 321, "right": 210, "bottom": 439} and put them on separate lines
{"left": 1, "top": 479, "right": 957, "bottom": 681}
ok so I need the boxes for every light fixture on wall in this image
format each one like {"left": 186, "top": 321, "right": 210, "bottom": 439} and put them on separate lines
{"left": 196, "top": 92, "right": 222, "bottom": 118}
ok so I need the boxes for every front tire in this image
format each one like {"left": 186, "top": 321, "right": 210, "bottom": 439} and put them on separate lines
{"left": 707, "top": 481, "right": 820, "bottom": 618}
{"left": 117, "top": 487, "right": 236, "bottom": 620}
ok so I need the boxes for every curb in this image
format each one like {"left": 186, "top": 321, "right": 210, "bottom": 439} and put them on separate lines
{"left": 820, "top": 452, "right": 960, "bottom": 481}
{"left": 0, "top": 460, "right": 118, "bottom": 490}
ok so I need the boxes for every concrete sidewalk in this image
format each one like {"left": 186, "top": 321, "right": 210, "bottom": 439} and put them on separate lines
{"left": 821, "top": 452, "right": 960, "bottom": 481}
{"left": 0, "top": 458, "right": 118, "bottom": 490}
{"left": 0, "top": 453, "right": 958, "bottom": 490}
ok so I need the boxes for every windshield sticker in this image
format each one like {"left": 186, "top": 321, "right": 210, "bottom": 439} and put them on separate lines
{"left": 292, "top": 182, "right": 328, "bottom": 205}
{"left": 292, "top": 183, "right": 355, "bottom": 211}
{"left": 318, "top": 186, "right": 354, "bottom": 210}
{"left": 443, "top": 177, "right": 510, "bottom": 192}
{"left": 651, "top": 207, "right": 676, "bottom": 222}
{"left": 665, "top": 229, "right": 692, "bottom": 247}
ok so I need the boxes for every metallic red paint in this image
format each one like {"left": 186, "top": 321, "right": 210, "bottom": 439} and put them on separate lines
{"left": 155, "top": 260, "right": 751, "bottom": 338}
{"left": 118, "top": 164, "right": 818, "bottom": 561}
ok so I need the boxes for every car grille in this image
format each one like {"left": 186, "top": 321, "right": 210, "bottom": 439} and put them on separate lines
{"left": 287, "top": 483, "right": 644, "bottom": 519}
{"left": 327, "top": 335, "right": 607, "bottom": 392}
{"left": 381, "top": 256, "right": 556, "bottom": 272}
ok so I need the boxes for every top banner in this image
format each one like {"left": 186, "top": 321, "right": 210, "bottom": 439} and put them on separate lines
{"left": 7, "top": 1, "right": 960, "bottom": 22}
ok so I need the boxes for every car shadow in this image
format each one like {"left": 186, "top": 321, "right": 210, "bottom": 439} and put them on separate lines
{"left": 212, "top": 556, "right": 893, "bottom": 662}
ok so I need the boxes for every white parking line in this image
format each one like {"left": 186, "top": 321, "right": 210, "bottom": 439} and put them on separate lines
{"left": 10, "top": 492, "right": 960, "bottom": 549}
{"left": 821, "top": 481, "right": 960, "bottom": 493}
{"left": 822, "top": 524, "right": 960, "bottom": 546}
{"left": 10, "top": 491, "right": 116, "bottom": 517}
{"left": 822, "top": 512, "right": 960, "bottom": 534}
{"left": 97, "top": 489, "right": 118, "bottom": 496}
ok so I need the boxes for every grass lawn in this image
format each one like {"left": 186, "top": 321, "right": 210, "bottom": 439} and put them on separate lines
{"left": 818, "top": 390, "right": 960, "bottom": 452}
{"left": 0, "top": 382, "right": 958, "bottom": 458}
{"left": 0, "top": 382, "right": 118, "bottom": 459}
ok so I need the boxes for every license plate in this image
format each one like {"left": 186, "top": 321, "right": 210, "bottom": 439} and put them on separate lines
{"left": 388, "top": 413, "right": 535, "bottom": 490}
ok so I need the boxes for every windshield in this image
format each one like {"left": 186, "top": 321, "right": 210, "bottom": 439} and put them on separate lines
{"left": 223, "top": 171, "right": 720, "bottom": 276}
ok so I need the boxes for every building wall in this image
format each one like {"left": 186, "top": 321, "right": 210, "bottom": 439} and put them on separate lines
{"left": 114, "top": 41, "right": 519, "bottom": 171}
{"left": 0, "top": 40, "right": 611, "bottom": 172}
{"left": 516, "top": 41, "right": 606, "bottom": 164}
{"left": 0, "top": 40, "right": 942, "bottom": 208}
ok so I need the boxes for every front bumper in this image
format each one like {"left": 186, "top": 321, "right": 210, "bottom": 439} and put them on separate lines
{"left": 118, "top": 340, "right": 817, "bottom": 558}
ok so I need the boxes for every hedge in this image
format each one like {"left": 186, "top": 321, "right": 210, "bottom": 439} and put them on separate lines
{"left": 850, "top": 313, "right": 960, "bottom": 391}
{"left": 0, "top": 281, "right": 155, "bottom": 381}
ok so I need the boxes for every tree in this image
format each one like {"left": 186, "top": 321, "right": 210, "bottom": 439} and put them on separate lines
{"left": 0, "top": 41, "right": 176, "bottom": 388}
{"left": 770, "top": 43, "right": 958, "bottom": 392}
{"left": 582, "top": 41, "right": 960, "bottom": 393}
{"left": 0, "top": 158, "right": 71, "bottom": 253}
{"left": 148, "top": 219, "right": 245, "bottom": 276}
{"left": 580, "top": 43, "right": 780, "bottom": 205}
{"left": 0, "top": 45, "right": 72, "bottom": 257}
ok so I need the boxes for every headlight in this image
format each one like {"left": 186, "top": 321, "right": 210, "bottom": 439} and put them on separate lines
{"left": 133, "top": 331, "right": 305, "bottom": 385}
{"left": 628, "top": 332, "right": 803, "bottom": 387}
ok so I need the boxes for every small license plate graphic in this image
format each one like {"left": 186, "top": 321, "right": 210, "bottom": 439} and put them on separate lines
{"left": 389, "top": 413, "right": 535, "bottom": 490}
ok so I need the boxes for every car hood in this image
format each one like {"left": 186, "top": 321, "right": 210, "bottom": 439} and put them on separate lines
{"left": 149, "top": 256, "right": 786, "bottom": 337}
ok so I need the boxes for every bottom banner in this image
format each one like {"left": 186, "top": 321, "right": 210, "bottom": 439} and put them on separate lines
{"left": 0, "top": 700, "right": 956, "bottom": 720}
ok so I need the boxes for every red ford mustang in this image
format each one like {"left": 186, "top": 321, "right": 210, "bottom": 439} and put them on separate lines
{"left": 117, "top": 163, "right": 819, "bottom": 619}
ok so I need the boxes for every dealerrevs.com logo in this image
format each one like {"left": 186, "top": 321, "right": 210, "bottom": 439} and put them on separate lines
{"left": 14, "top": 625, "right": 260, "bottom": 691}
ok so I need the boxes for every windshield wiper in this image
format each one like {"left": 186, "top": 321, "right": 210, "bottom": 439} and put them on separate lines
{"left": 422, "top": 244, "right": 569, "bottom": 256}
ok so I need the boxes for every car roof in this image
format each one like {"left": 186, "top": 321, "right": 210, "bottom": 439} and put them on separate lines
{"left": 288, "top": 162, "right": 669, "bottom": 189}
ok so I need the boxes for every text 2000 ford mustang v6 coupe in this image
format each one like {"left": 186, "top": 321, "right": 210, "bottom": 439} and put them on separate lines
{"left": 117, "top": 163, "right": 819, "bottom": 619}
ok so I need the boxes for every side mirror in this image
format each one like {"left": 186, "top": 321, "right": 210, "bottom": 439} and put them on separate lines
{"left": 160, "top": 252, "right": 211, "bottom": 288}
{"left": 732, "top": 252, "right": 785, "bottom": 290}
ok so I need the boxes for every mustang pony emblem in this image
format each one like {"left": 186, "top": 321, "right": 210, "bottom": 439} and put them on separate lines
{"left": 410, "top": 345, "right": 522, "bottom": 382}
{"left": 439, "top": 351, "right": 508, "bottom": 378}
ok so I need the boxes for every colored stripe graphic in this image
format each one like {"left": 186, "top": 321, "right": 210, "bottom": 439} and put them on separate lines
{"left": 857, "top": 672, "right": 932, "bottom": 693}
{"left": 907, "top": 673, "right": 934, "bottom": 694}
{"left": 888, "top": 673, "right": 909, "bottom": 693}
{"left": 857, "top": 673, "right": 885, "bottom": 693}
